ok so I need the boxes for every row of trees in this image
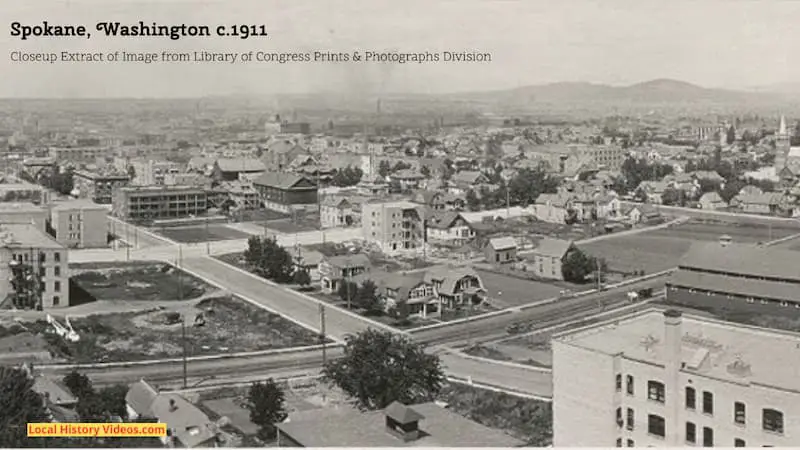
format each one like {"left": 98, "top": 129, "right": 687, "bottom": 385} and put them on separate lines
{"left": 243, "top": 236, "right": 308, "bottom": 285}
{"left": 466, "top": 167, "right": 560, "bottom": 211}
{"left": 330, "top": 166, "right": 363, "bottom": 187}
{"left": 561, "top": 248, "right": 608, "bottom": 284}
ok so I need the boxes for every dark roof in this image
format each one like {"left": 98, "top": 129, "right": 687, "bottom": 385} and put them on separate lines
{"left": 669, "top": 268, "right": 799, "bottom": 303}
{"left": 426, "top": 211, "right": 463, "bottom": 230}
{"left": 530, "top": 238, "right": 573, "bottom": 259}
{"left": 276, "top": 401, "right": 524, "bottom": 447}
{"left": 252, "top": 171, "right": 316, "bottom": 190}
{"left": 215, "top": 158, "right": 266, "bottom": 173}
{"left": 678, "top": 242, "right": 800, "bottom": 283}
{"left": 385, "top": 401, "right": 425, "bottom": 424}
{"left": 324, "top": 253, "right": 371, "bottom": 269}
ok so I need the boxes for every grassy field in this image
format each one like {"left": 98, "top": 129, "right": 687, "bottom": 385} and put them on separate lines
{"left": 476, "top": 269, "right": 564, "bottom": 307}
{"left": 438, "top": 382, "right": 552, "bottom": 446}
{"left": 158, "top": 225, "right": 252, "bottom": 243}
{"left": 23, "top": 296, "right": 323, "bottom": 363}
{"left": 264, "top": 218, "right": 320, "bottom": 233}
{"left": 579, "top": 220, "right": 800, "bottom": 274}
{"left": 71, "top": 262, "right": 211, "bottom": 301}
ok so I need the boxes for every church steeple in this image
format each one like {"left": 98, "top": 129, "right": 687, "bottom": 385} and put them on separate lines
{"left": 779, "top": 115, "right": 788, "bottom": 136}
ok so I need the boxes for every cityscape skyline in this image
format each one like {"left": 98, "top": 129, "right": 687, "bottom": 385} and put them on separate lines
{"left": 1, "top": 0, "right": 799, "bottom": 98}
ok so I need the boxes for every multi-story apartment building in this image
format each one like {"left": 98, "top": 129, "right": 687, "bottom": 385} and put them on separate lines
{"left": 0, "top": 182, "right": 50, "bottom": 204}
{"left": 0, "top": 224, "right": 69, "bottom": 308}
{"left": 50, "top": 146, "right": 112, "bottom": 165}
{"left": 570, "top": 144, "right": 628, "bottom": 171}
{"left": 73, "top": 170, "right": 130, "bottom": 204}
{"left": 0, "top": 202, "right": 48, "bottom": 232}
{"left": 361, "top": 201, "right": 425, "bottom": 255}
{"left": 552, "top": 308, "right": 800, "bottom": 447}
{"left": 111, "top": 185, "right": 208, "bottom": 221}
{"left": 50, "top": 199, "right": 108, "bottom": 248}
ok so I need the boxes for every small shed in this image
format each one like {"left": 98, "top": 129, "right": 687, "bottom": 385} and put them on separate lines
{"left": 484, "top": 236, "right": 518, "bottom": 264}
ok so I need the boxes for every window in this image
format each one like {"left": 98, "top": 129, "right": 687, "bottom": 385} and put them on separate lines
{"left": 616, "top": 408, "right": 623, "bottom": 427}
{"left": 54, "top": 266, "right": 60, "bottom": 277}
{"left": 615, "top": 374, "right": 622, "bottom": 392}
{"left": 685, "top": 387, "right": 696, "bottom": 409}
{"left": 647, "top": 414, "right": 665, "bottom": 438}
{"left": 734, "top": 402, "right": 746, "bottom": 425}
{"left": 39, "top": 252, "right": 46, "bottom": 263}
{"left": 735, "top": 439, "right": 746, "bottom": 447}
{"left": 495, "top": 254, "right": 499, "bottom": 262}
{"left": 686, "top": 422, "right": 696, "bottom": 444}
{"left": 702, "top": 391, "right": 714, "bottom": 415}
{"left": 39, "top": 267, "right": 45, "bottom": 277}
{"left": 53, "top": 296, "right": 60, "bottom": 306}
{"left": 648, "top": 381, "right": 665, "bottom": 403}
{"left": 762, "top": 409, "right": 784, "bottom": 434}
{"left": 627, "top": 439, "right": 634, "bottom": 447}
{"left": 703, "top": 427, "right": 713, "bottom": 447}
{"left": 54, "top": 252, "right": 61, "bottom": 263}
{"left": 626, "top": 375, "right": 634, "bottom": 395}
{"left": 616, "top": 438, "right": 622, "bottom": 447}
{"left": 54, "top": 281, "right": 61, "bottom": 292}
{"left": 626, "top": 408, "right": 634, "bottom": 431}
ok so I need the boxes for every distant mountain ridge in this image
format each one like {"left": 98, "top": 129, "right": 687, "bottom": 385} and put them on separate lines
{"left": 442, "top": 78, "right": 782, "bottom": 105}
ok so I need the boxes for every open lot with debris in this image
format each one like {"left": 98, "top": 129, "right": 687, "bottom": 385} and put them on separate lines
{"left": 578, "top": 219, "right": 800, "bottom": 274}
{"left": 18, "top": 295, "right": 322, "bottom": 363}
{"left": 71, "top": 261, "right": 211, "bottom": 302}
{"left": 157, "top": 224, "right": 252, "bottom": 243}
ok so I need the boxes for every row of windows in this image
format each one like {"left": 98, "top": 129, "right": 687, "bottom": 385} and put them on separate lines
{"left": 12, "top": 252, "right": 62, "bottom": 263}
{"left": 615, "top": 375, "right": 785, "bottom": 434}
{"left": 38, "top": 266, "right": 62, "bottom": 277}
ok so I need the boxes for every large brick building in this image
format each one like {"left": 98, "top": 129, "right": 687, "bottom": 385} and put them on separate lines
{"left": 252, "top": 171, "right": 317, "bottom": 214}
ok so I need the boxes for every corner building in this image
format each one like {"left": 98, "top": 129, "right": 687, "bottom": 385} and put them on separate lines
{"left": 552, "top": 309, "right": 800, "bottom": 447}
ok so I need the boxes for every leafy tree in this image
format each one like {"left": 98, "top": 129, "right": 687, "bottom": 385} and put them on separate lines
{"left": 293, "top": 268, "right": 311, "bottom": 289}
{"left": 507, "top": 168, "right": 559, "bottom": 206}
{"left": 660, "top": 187, "right": 685, "bottom": 206}
{"left": 441, "top": 158, "right": 455, "bottom": 181}
{"left": 331, "top": 166, "right": 363, "bottom": 187}
{"left": 720, "top": 179, "right": 745, "bottom": 203}
{"left": 697, "top": 179, "right": 721, "bottom": 196}
{"left": 420, "top": 165, "right": 431, "bottom": 177}
{"left": 63, "top": 370, "right": 94, "bottom": 399}
{"left": 465, "top": 189, "right": 481, "bottom": 211}
{"left": 393, "top": 161, "right": 412, "bottom": 172}
{"left": 0, "top": 366, "right": 51, "bottom": 448}
{"left": 561, "top": 248, "right": 595, "bottom": 283}
{"left": 726, "top": 126, "right": 736, "bottom": 145}
{"left": 322, "top": 329, "right": 445, "bottom": 410}
{"left": 357, "top": 280, "right": 383, "bottom": 315}
{"left": 243, "top": 237, "right": 295, "bottom": 283}
{"left": 378, "top": 160, "right": 392, "bottom": 178}
{"left": 337, "top": 280, "right": 359, "bottom": 307}
{"left": 247, "top": 379, "right": 288, "bottom": 440}
{"left": 127, "top": 165, "right": 136, "bottom": 180}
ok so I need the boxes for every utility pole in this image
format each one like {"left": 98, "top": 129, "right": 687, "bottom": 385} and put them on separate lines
{"left": 205, "top": 216, "right": 210, "bottom": 255}
{"left": 319, "top": 303, "right": 327, "bottom": 366}
{"left": 181, "top": 320, "right": 188, "bottom": 389}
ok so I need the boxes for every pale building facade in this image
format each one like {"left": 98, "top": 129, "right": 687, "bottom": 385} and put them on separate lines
{"left": 361, "top": 201, "right": 424, "bottom": 255}
{"left": 552, "top": 309, "right": 800, "bottom": 448}
{"left": 0, "top": 224, "right": 69, "bottom": 309}
{"left": 50, "top": 200, "right": 108, "bottom": 248}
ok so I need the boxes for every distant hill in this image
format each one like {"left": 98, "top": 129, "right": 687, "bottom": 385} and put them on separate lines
{"left": 747, "top": 82, "right": 800, "bottom": 95}
{"left": 441, "top": 79, "right": 780, "bottom": 105}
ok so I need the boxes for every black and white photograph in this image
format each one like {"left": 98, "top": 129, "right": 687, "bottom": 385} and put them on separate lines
{"left": 1, "top": 0, "right": 800, "bottom": 447}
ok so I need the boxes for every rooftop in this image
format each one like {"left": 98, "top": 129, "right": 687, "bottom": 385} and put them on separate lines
{"left": 678, "top": 242, "right": 800, "bottom": 282}
{"left": 0, "top": 224, "right": 64, "bottom": 249}
{"left": 277, "top": 401, "right": 524, "bottom": 447}
{"left": 0, "top": 202, "right": 47, "bottom": 213}
{"left": 555, "top": 308, "right": 800, "bottom": 393}
{"left": 51, "top": 199, "right": 106, "bottom": 211}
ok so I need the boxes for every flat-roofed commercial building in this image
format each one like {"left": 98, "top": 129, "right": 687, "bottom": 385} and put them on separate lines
{"left": 0, "top": 224, "right": 69, "bottom": 309}
{"left": 50, "top": 199, "right": 108, "bottom": 248}
{"left": 0, "top": 202, "right": 48, "bottom": 232}
{"left": 552, "top": 308, "right": 800, "bottom": 447}
{"left": 111, "top": 185, "right": 207, "bottom": 221}
{"left": 666, "top": 242, "right": 800, "bottom": 316}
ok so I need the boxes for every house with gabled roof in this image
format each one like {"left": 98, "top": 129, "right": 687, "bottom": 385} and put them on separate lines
{"left": 125, "top": 379, "right": 220, "bottom": 448}
{"left": 318, "top": 253, "right": 371, "bottom": 293}
{"left": 425, "top": 211, "right": 475, "bottom": 245}
{"left": 320, "top": 196, "right": 356, "bottom": 229}
{"left": 523, "top": 238, "right": 575, "bottom": 281}
{"left": 263, "top": 140, "right": 310, "bottom": 171}
{"left": 698, "top": 191, "right": 727, "bottom": 210}
{"left": 212, "top": 158, "right": 266, "bottom": 182}
{"left": 448, "top": 170, "right": 490, "bottom": 195}
{"left": 533, "top": 193, "right": 575, "bottom": 224}
{"left": 484, "top": 236, "right": 518, "bottom": 265}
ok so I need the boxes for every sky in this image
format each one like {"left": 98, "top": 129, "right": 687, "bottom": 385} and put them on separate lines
{"left": 1, "top": 0, "right": 798, "bottom": 98}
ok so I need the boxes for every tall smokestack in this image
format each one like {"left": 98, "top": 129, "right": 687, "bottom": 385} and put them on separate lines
{"left": 664, "top": 309, "right": 683, "bottom": 446}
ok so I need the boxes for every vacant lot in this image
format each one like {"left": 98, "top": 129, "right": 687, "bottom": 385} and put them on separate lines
{"left": 579, "top": 220, "right": 800, "bottom": 274}
{"left": 25, "top": 296, "right": 323, "bottom": 363}
{"left": 71, "top": 262, "right": 211, "bottom": 302}
{"left": 265, "top": 218, "right": 320, "bottom": 234}
{"left": 158, "top": 225, "right": 251, "bottom": 243}
{"left": 476, "top": 269, "right": 564, "bottom": 308}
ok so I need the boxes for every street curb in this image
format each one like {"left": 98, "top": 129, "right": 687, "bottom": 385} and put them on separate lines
{"left": 446, "top": 375, "right": 552, "bottom": 402}
{"left": 446, "top": 351, "right": 552, "bottom": 373}
{"left": 35, "top": 343, "right": 340, "bottom": 370}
